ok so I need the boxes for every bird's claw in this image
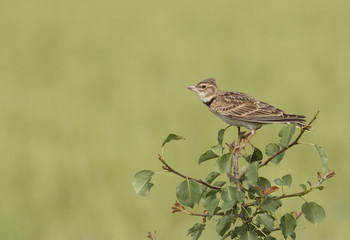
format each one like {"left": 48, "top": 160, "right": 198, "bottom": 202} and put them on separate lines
{"left": 233, "top": 144, "right": 246, "bottom": 154}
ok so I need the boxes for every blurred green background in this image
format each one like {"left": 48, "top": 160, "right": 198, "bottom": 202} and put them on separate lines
{"left": 0, "top": 0, "right": 349, "bottom": 239}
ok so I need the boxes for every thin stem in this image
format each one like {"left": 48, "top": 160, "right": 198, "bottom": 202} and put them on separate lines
{"left": 250, "top": 198, "right": 263, "bottom": 220}
{"left": 158, "top": 154, "right": 221, "bottom": 190}
{"left": 251, "top": 222, "right": 267, "bottom": 237}
{"left": 259, "top": 111, "right": 319, "bottom": 168}
{"left": 182, "top": 210, "right": 210, "bottom": 217}
{"left": 298, "top": 142, "right": 316, "bottom": 146}
{"left": 180, "top": 209, "right": 224, "bottom": 217}
{"left": 172, "top": 201, "right": 225, "bottom": 217}
{"left": 242, "top": 169, "right": 334, "bottom": 208}
{"left": 236, "top": 111, "right": 319, "bottom": 182}
{"left": 272, "top": 212, "right": 303, "bottom": 232}
{"left": 232, "top": 127, "right": 243, "bottom": 191}
{"left": 274, "top": 169, "right": 334, "bottom": 200}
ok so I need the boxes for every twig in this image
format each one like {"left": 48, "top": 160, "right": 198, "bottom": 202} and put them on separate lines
{"left": 234, "top": 127, "right": 242, "bottom": 191}
{"left": 274, "top": 169, "right": 335, "bottom": 200}
{"left": 172, "top": 201, "right": 223, "bottom": 217}
{"left": 272, "top": 211, "right": 303, "bottom": 231}
{"left": 158, "top": 154, "right": 221, "bottom": 190}
{"left": 146, "top": 230, "right": 157, "bottom": 240}
{"left": 242, "top": 170, "right": 335, "bottom": 209}
{"left": 236, "top": 111, "right": 319, "bottom": 182}
{"left": 259, "top": 111, "right": 319, "bottom": 168}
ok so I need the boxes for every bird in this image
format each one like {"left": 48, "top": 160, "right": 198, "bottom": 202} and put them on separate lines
{"left": 187, "top": 78, "right": 307, "bottom": 149}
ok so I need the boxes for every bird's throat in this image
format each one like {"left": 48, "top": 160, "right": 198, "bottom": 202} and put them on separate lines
{"left": 203, "top": 97, "right": 215, "bottom": 107}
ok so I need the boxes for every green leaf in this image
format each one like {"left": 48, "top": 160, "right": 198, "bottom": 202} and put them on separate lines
{"left": 257, "top": 213, "right": 274, "bottom": 232}
{"left": 176, "top": 179, "right": 201, "bottom": 208}
{"left": 221, "top": 201, "right": 235, "bottom": 213}
{"left": 265, "top": 142, "right": 285, "bottom": 165}
{"left": 217, "top": 153, "right": 233, "bottom": 175}
{"left": 221, "top": 186, "right": 237, "bottom": 202}
{"left": 213, "top": 181, "right": 226, "bottom": 187}
{"left": 216, "top": 216, "right": 233, "bottom": 236}
{"left": 232, "top": 224, "right": 247, "bottom": 237}
{"left": 240, "top": 231, "right": 258, "bottom": 240}
{"left": 282, "top": 174, "right": 292, "bottom": 187}
{"left": 279, "top": 213, "right": 296, "bottom": 239}
{"left": 221, "top": 230, "right": 234, "bottom": 240}
{"left": 278, "top": 123, "right": 296, "bottom": 147}
{"left": 302, "top": 201, "right": 325, "bottom": 225}
{"left": 221, "top": 186, "right": 238, "bottom": 212}
{"left": 187, "top": 223, "right": 206, "bottom": 240}
{"left": 199, "top": 150, "right": 219, "bottom": 164}
{"left": 299, "top": 184, "right": 307, "bottom": 191}
{"left": 274, "top": 174, "right": 292, "bottom": 188}
{"left": 211, "top": 144, "right": 224, "bottom": 156}
{"left": 315, "top": 144, "right": 328, "bottom": 172}
{"left": 161, "top": 133, "right": 184, "bottom": 147}
{"left": 244, "top": 148, "right": 263, "bottom": 163}
{"left": 271, "top": 151, "right": 285, "bottom": 165}
{"left": 250, "top": 147, "right": 263, "bottom": 162}
{"left": 291, "top": 232, "right": 296, "bottom": 240}
{"left": 261, "top": 197, "right": 277, "bottom": 214}
{"left": 201, "top": 172, "right": 220, "bottom": 194}
{"left": 205, "top": 171, "right": 221, "bottom": 184}
{"left": 201, "top": 171, "right": 221, "bottom": 194}
{"left": 265, "top": 143, "right": 280, "bottom": 156}
{"left": 242, "top": 180, "right": 250, "bottom": 191}
{"left": 203, "top": 194, "right": 217, "bottom": 209}
{"left": 258, "top": 177, "right": 271, "bottom": 189}
{"left": 236, "top": 191, "right": 245, "bottom": 203}
{"left": 275, "top": 198, "right": 283, "bottom": 209}
{"left": 218, "top": 128, "right": 226, "bottom": 145}
{"left": 246, "top": 162, "right": 259, "bottom": 186}
{"left": 132, "top": 170, "right": 154, "bottom": 196}
{"left": 264, "top": 236, "right": 277, "bottom": 240}
{"left": 204, "top": 189, "right": 219, "bottom": 198}
{"left": 207, "top": 198, "right": 220, "bottom": 216}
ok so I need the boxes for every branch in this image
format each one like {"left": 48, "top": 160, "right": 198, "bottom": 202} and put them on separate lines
{"left": 243, "top": 170, "right": 335, "bottom": 209}
{"left": 259, "top": 111, "right": 319, "bottom": 168}
{"left": 172, "top": 201, "right": 222, "bottom": 219}
{"left": 274, "top": 169, "right": 335, "bottom": 200}
{"left": 158, "top": 154, "right": 222, "bottom": 190}
{"left": 236, "top": 111, "right": 320, "bottom": 182}
{"left": 234, "top": 127, "right": 243, "bottom": 191}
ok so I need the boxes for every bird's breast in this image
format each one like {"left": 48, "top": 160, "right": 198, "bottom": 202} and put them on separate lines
{"left": 208, "top": 108, "right": 263, "bottom": 131}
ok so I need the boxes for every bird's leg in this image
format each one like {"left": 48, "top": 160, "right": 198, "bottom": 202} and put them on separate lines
{"left": 236, "top": 127, "right": 247, "bottom": 145}
{"left": 241, "top": 130, "right": 255, "bottom": 148}
{"left": 242, "top": 131, "right": 255, "bottom": 149}
{"left": 237, "top": 127, "right": 241, "bottom": 144}
{"left": 233, "top": 130, "right": 256, "bottom": 153}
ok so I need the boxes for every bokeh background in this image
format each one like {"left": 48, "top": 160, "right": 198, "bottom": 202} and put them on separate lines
{"left": 0, "top": 0, "right": 349, "bottom": 239}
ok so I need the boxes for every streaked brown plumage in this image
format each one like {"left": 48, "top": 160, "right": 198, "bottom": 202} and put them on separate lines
{"left": 187, "top": 78, "right": 306, "bottom": 147}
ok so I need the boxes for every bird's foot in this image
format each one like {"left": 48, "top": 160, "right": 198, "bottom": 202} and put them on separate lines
{"left": 233, "top": 143, "right": 248, "bottom": 154}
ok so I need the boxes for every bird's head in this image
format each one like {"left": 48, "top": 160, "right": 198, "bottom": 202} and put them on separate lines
{"left": 187, "top": 78, "right": 220, "bottom": 103}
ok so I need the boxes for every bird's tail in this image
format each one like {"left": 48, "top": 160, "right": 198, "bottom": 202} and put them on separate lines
{"left": 256, "top": 114, "right": 310, "bottom": 130}
{"left": 278, "top": 114, "right": 310, "bottom": 131}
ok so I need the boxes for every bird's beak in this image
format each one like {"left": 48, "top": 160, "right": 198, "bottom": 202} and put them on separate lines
{"left": 187, "top": 85, "right": 197, "bottom": 92}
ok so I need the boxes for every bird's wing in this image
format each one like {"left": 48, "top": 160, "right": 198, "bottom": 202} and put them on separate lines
{"left": 211, "top": 91, "right": 305, "bottom": 123}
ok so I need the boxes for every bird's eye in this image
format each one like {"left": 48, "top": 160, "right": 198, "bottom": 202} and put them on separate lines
{"left": 200, "top": 85, "right": 206, "bottom": 89}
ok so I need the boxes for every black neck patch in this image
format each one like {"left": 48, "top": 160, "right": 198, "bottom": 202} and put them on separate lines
{"left": 203, "top": 97, "right": 215, "bottom": 107}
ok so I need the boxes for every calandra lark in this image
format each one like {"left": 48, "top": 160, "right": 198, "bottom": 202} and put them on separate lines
{"left": 187, "top": 78, "right": 306, "bottom": 148}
